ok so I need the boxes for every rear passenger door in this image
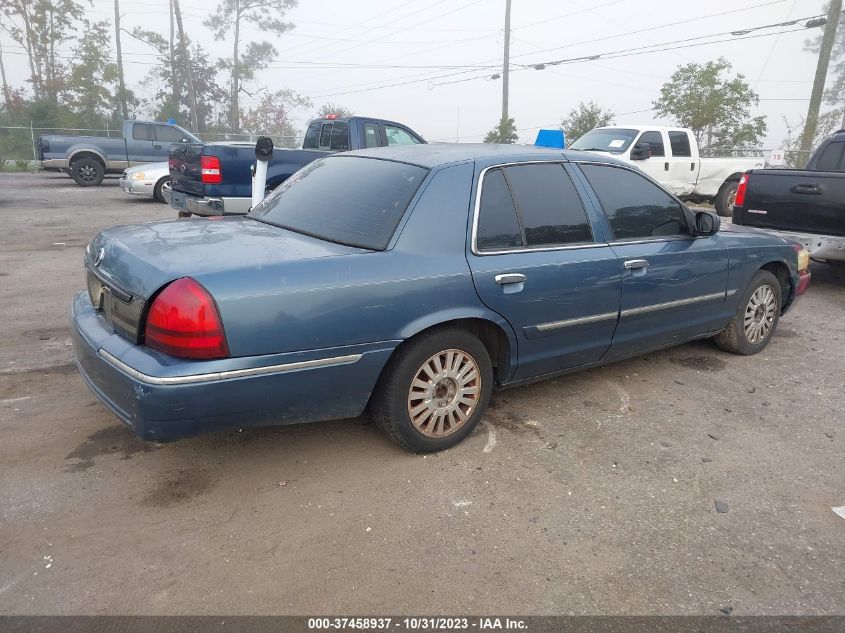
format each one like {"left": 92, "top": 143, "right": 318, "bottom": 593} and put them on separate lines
{"left": 128, "top": 123, "right": 155, "bottom": 164}
{"left": 466, "top": 162, "right": 621, "bottom": 380}
{"left": 152, "top": 124, "right": 187, "bottom": 160}
{"left": 666, "top": 130, "right": 697, "bottom": 196}
{"left": 576, "top": 163, "right": 730, "bottom": 359}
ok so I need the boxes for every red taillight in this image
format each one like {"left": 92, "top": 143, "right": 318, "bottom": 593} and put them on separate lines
{"left": 325, "top": 114, "right": 338, "bottom": 120}
{"left": 734, "top": 173, "right": 749, "bottom": 208}
{"left": 145, "top": 277, "right": 229, "bottom": 359}
{"left": 200, "top": 155, "right": 222, "bottom": 184}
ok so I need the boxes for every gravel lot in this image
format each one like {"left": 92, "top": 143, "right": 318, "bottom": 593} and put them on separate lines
{"left": 1, "top": 172, "right": 843, "bottom": 615}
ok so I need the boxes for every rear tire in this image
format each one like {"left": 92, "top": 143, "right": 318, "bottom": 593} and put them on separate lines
{"left": 371, "top": 328, "right": 493, "bottom": 453}
{"left": 153, "top": 177, "right": 170, "bottom": 202}
{"left": 714, "top": 270, "right": 781, "bottom": 355}
{"left": 714, "top": 180, "right": 738, "bottom": 217}
{"left": 69, "top": 157, "right": 104, "bottom": 187}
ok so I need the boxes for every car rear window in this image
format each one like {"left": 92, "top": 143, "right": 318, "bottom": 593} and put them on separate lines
{"left": 248, "top": 157, "right": 428, "bottom": 250}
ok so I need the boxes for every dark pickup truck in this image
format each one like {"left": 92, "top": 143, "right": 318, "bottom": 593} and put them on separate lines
{"left": 169, "top": 115, "right": 425, "bottom": 216}
{"left": 732, "top": 130, "right": 845, "bottom": 264}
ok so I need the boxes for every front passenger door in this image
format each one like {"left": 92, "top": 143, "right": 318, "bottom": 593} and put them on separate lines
{"left": 577, "top": 163, "right": 730, "bottom": 359}
{"left": 466, "top": 162, "right": 621, "bottom": 380}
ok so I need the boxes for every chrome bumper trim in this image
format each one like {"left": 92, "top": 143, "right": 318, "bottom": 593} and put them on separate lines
{"left": 98, "top": 349, "right": 363, "bottom": 385}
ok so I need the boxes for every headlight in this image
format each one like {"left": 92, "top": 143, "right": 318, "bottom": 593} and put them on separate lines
{"left": 130, "top": 172, "right": 146, "bottom": 181}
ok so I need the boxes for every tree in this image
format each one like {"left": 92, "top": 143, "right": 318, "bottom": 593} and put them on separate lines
{"left": 561, "top": 101, "right": 614, "bottom": 144}
{"left": 315, "top": 103, "right": 353, "bottom": 118}
{"left": 63, "top": 20, "right": 128, "bottom": 128}
{"left": 241, "top": 88, "right": 310, "bottom": 147}
{"left": 483, "top": 117, "right": 518, "bottom": 144}
{"left": 0, "top": 0, "right": 85, "bottom": 102}
{"left": 653, "top": 57, "right": 766, "bottom": 148}
{"left": 205, "top": 0, "right": 296, "bottom": 133}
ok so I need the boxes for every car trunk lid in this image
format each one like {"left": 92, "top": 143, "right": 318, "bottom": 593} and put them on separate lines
{"left": 85, "top": 217, "right": 368, "bottom": 343}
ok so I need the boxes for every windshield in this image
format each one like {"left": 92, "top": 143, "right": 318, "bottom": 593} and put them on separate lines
{"left": 570, "top": 128, "right": 638, "bottom": 154}
{"left": 248, "top": 156, "right": 428, "bottom": 250}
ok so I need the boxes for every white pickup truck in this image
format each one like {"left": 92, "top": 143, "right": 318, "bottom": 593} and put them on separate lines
{"left": 569, "top": 125, "right": 765, "bottom": 216}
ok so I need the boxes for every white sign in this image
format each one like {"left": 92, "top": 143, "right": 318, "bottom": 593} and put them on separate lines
{"left": 768, "top": 148, "right": 786, "bottom": 167}
{"left": 608, "top": 139, "right": 626, "bottom": 148}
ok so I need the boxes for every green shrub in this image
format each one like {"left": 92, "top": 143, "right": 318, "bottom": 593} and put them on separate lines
{"left": 14, "top": 159, "right": 29, "bottom": 170}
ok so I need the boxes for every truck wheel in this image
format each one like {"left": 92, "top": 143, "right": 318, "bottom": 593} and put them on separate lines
{"left": 713, "top": 270, "right": 781, "bottom": 355}
{"left": 371, "top": 328, "right": 493, "bottom": 453}
{"left": 70, "top": 157, "right": 104, "bottom": 187}
{"left": 153, "top": 177, "right": 171, "bottom": 202}
{"left": 714, "top": 181, "right": 738, "bottom": 217}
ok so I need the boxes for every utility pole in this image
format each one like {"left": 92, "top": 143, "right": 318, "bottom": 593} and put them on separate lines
{"left": 114, "top": 0, "right": 129, "bottom": 120}
{"left": 172, "top": 0, "right": 200, "bottom": 132}
{"left": 170, "top": 0, "right": 178, "bottom": 113}
{"left": 0, "top": 40, "right": 12, "bottom": 115}
{"left": 501, "top": 0, "right": 512, "bottom": 126}
{"left": 801, "top": 0, "right": 841, "bottom": 154}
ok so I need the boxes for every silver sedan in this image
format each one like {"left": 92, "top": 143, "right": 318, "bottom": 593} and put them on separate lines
{"left": 119, "top": 162, "right": 171, "bottom": 203}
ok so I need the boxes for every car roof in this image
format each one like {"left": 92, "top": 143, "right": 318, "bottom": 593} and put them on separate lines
{"left": 341, "top": 143, "right": 624, "bottom": 169}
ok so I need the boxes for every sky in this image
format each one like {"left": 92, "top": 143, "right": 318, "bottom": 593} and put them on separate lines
{"left": 0, "top": 0, "right": 836, "bottom": 146}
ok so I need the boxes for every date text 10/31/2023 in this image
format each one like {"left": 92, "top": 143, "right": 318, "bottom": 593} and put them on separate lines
{"left": 307, "top": 618, "right": 528, "bottom": 630}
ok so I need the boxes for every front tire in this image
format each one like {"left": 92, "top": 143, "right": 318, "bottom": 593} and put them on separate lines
{"left": 714, "top": 270, "right": 781, "bottom": 355}
{"left": 153, "top": 177, "right": 170, "bottom": 202}
{"left": 714, "top": 180, "right": 738, "bottom": 217}
{"left": 371, "top": 328, "right": 493, "bottom": 453}
{"left": 69, "top": 157, "right": 104, "bottom": 187}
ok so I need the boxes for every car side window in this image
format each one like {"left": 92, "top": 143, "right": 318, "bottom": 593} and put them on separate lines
{"left": 476, "top": 169, "right": 523, "bottom": 251}
{"left": 385, "top": 125, "right": 421, "bottom": 145}
{"left": 303, "top": 122, "right": 321, "bottom": 149}
{"left": 815, "top": 141, "right": 845, "bottom": 171}
{"left": 639, "top": 131, "right": 665, "bottom": 157}
{"left": 668, "top": 131, "right": 691, "bottom": 157}
{"left": 154, "top": 125, "right": 185, "bottom": 143}
{"left": 580, "top": 164, "right": 690, "bottom": 241}
{"left": 363, "top": 123, "right": 380, "bottom": 148}
{"left": 502, "top": 164, "right": 593, "bottom": 247}
{"left": 132, "top": 124, "right": 152, "bottom": 141}
{"left": 329, "top": 121, "right": 349, "bottom": 151}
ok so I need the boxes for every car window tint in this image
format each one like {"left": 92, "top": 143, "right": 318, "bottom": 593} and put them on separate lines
{"left": 476, "top": 169, "right": 523, "bottom": 251}
{"left": 668, "top": 131, "right": 691, "bottom": 157}
{"left": 249, "top": 157, "right": 427, "bottom": 251}
{"left": 363, "top": 123, "right": 380, "bottom": 148}
{"left": 154, "top": 125, "right": 184, "bottom": 142}
{"left": 329, "top": 121, "right": 349, "bottom": 151}
{"left": 385, "top": 125, "right": 421, "bottom": 145}
{"left": 502, "top": 164, "right": 593, "bottom": 246}
{"left": 319, "top": 123, "right": 332, "bottom": 148}
{"left": 815, "top": 141, "right": 845, "bottom": 171}
{"left": 580, "top": 164, "right": 690, "bottom": 240}
{"left": 303, "top": 122, "right": 321, "bottom": 149}
{"left": 132, "top": 123, "right": 152, "bottom": 141}
{"left": 639, "top": 131, "right": 664, "bottom": 157}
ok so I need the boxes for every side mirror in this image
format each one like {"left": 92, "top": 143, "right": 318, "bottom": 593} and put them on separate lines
{"left": 694, "top": 210, "right": 720, "bottom": 236}
{"left": 631, "top": 142, "right": 651, "bottom": 160}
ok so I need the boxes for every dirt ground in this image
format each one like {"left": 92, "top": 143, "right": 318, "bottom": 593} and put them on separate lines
{"left": 0, "top": 172, "right": 843, "bottom": 615}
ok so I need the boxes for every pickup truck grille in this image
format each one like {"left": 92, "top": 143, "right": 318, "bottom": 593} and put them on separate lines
{"left": 86, "top": 267, "right": 145, "bottom": 343}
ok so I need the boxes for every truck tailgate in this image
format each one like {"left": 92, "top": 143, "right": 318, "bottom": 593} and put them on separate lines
{"left": 738, "top": 170, "right": 845, "bottom": 237}
{"left": 169, "top": 142, "right": 205, "bottom": 196}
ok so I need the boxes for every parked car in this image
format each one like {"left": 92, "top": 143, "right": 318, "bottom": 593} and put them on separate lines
{"left": 569, "top": 125, "right": 765, "bottom": 215}
{"left": 71, "top": 144, "right": 810, "bottom": 452}
{"left": 38, "top": 120, "right": 199, "bottom": 187}
{"left": 168, "top": 115, "right": 425, "bottom": 217}
{"left": 119, "top": 162, "right": 171, "bottom": 203}
{"left": 732, "top": 130, "right": 845, "bottom": 265}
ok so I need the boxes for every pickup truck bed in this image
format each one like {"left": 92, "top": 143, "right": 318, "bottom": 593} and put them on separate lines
{"left": 732, "top": 131, "right": 845, "bottom": 262}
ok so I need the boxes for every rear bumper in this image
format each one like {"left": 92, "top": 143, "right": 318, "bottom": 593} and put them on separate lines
{"left": 767, "top": 229, "right": 845, "bottom": 262}
{"left": 70, "top": 291, "right": 395, "bottom": 441}
{"left": 169, "top": 189, "right": 251, "bottom": 216}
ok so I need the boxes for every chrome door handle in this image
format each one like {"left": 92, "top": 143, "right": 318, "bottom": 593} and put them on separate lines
{"left": 495, "top": 273, "right": 526, "bottom": 285}
{"left": 624, "top": 259, "right": 649, "bottom": 270}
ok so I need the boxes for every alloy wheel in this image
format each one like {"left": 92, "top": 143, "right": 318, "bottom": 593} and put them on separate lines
{"left": 744, "top": 284, "right": 777, "bottom": 344}
{"left": 406, "top": 349, "right": 481, "bottom": 438}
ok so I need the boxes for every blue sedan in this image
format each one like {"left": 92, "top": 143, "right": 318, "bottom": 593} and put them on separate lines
{"left": 71, "top": 144, "right": 811, "bottom": 452}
